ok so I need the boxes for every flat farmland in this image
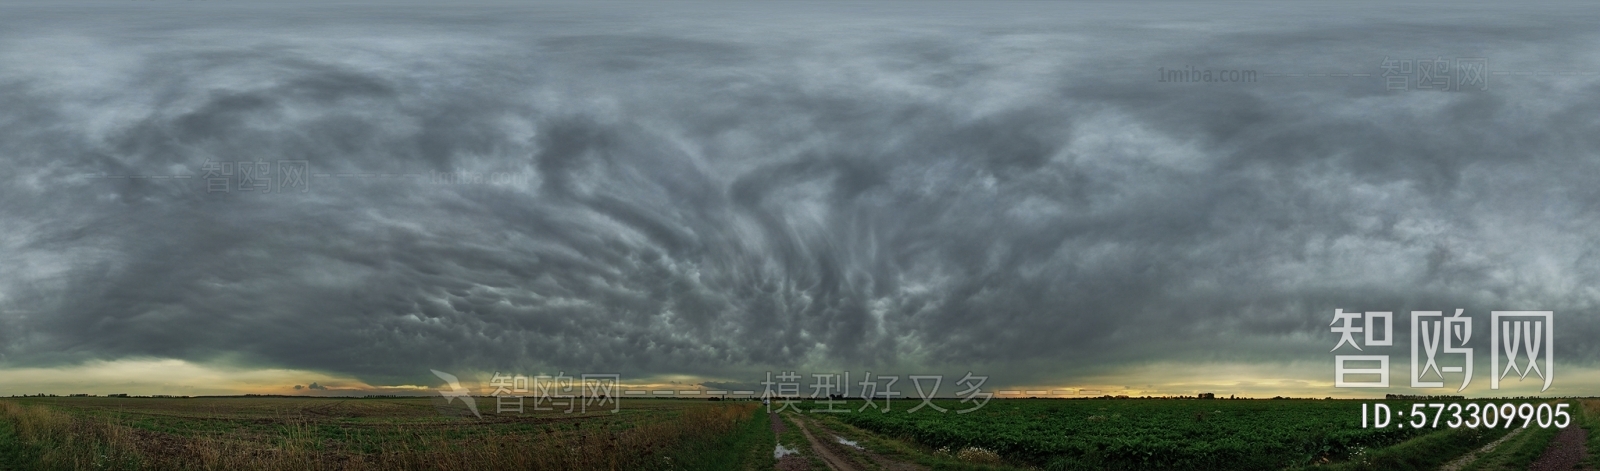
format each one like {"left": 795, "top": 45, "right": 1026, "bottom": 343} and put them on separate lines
{"left": 795, "top": 398, "right": 1600, "bottom": 471}
{"left": 826, "top": 398, "right": 1507, "bottom": 470}
{"left": 0, "top": 397, "right": 773, "bottom": 471}
{"left": 2, "top": 396, "right": 1597, "bottom": 470}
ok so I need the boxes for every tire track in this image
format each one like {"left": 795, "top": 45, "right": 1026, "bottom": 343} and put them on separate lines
{"left": 789, "top": 414, "right": 930, "bottom": 471}
{"left": 1528, "top": 425, "right": 1590, "bottom": 471}
{"left": 772, "top": 412, "right": 809, "bottom": 471}
{"left": 789, "top": 414, "right": 861, "bottom": 471}
{"left": 1438, "top": 427, "right": 1526, "bottom": 471}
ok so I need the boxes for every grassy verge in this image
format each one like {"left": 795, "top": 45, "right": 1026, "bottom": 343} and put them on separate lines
{"left": 739, "top": 409, "right": 780, "bottom": 471}
{"left": 1296, "top": 426, "right": 1512, "bottom": 471}
{"left": 1580, "top": 399, "right": 1600, "bottom": 469}
{"left": 665, "top": 403, "right": 773, "bottom": 471}
{"left": 0, "top": 411, "right": 39, "bottom": 470}
{"left": 1458, "top": 424, "right": 1561, "bottom": 471}
{"left": 0, "top": 400, "right": 144, "bottom": 470}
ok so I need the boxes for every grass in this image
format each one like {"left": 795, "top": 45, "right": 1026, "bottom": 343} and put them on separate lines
{"left": 774, "top": 411, "right": 826, "bottom": 470}
{"left": 1300, "top": 425, "right": 1511, "bottom": 471}
{"left": 0, "top": 397, "right": 768, "bottom": 470}
{"left": 661, "top": 402, "right": 774, "bottom": 470}
{"left": 1582, "top": 399, "right": 1600, "bottom": 469}
{"left": 0, "top": 400, "right": 144, "bottom": 470}
{"left": 1457, "top": 424, "right": 1561, "bottom": 471}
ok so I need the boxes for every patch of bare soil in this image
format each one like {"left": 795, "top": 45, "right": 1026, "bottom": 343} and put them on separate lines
{"left": 777, "top": 455, "right": 812, "bottom": 471}
{"left": 771, "top": 412, "right": 786, "bottom": 434}
{"left": 771, "top": 412, "right": 808, "bottom": 471}
{"left": 788, "top": 415, "right": 860, "bottom": 471}
{"left": 1528, "top": 425, "right": 1591, "bottom": 471}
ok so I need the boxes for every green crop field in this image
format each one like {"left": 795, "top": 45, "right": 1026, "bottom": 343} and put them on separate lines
{"left": 827, "top": 398, "right": 1526, "bottom": 470}
{"left": 797, "top": 397, "right": 1600, "bottom": 471}
{"left": 1, "top": 396, "right": 1596, "bottom": 470}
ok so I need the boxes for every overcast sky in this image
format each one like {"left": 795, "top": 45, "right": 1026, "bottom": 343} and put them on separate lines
{"left": 2, "top": 0, "right": 1599, "bottom": 397}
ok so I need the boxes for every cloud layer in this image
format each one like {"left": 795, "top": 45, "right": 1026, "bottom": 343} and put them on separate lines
{"left": 2, "top": 0, "right": 1599, "bottom": 392}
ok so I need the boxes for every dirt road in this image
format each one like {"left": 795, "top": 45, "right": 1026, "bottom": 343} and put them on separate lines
{"left": 1528, "top": 425, "right": 1591, "bottom": 471}
{"left": 772, "top": 412, "right": 809, "bottom": 471}
{"left": 785, "top": 414, "right": 928, "bottom": 471}
{"left": 789, "top": 415, "right": 862, "bottom": 471}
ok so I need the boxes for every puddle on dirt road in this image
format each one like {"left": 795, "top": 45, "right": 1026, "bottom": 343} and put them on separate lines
{"left": 836, "top": 436, "right": 862, "bottom": 449}
{"left": 775, "top": 444, "right": 800, "bottom": 459}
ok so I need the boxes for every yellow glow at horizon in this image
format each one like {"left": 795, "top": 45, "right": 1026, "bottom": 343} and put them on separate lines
{"left": 1008, "top": 361, "right": 1600, "bottom": 399}
{"left": 2, "top": 358, "right": 1597, "bottom": 398}
{"left": 0, "top": 359, "right": 373, "bottom": 396}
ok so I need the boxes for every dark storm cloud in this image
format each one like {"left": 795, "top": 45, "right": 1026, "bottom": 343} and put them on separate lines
{"left": 2, "top": 1, "right": 1599, "bottom": 388}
